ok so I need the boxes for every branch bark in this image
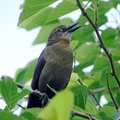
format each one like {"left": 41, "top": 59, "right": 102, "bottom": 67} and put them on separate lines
{"left": 106, "top": 72, "right": 119, "bottom": 111}
{"left": 71, "top": 110, "right": 98, "bottom": 120}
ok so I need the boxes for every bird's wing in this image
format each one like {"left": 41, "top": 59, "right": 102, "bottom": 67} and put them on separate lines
{"left": 31, "top": 49, "right": 46, "bottom": 90}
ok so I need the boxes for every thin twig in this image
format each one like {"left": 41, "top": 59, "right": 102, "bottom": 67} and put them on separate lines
{"left": 91, "top": 86, "right": 119, "bottom": 94}
{"left": 106, "top": 72, "right": 119, "bottom": 111}
{"left": 16, "top": 82, "right": 50, "bottom": 102}
{"left": 17, "top": 104, "right": 25, "bottom": 110}
{"left": 93, "top": 3, "right": 98, "bottom": 26}
{"left": 72, "top": 110, "right": 98, "bottom": 120}
{"left": 76, "top": 0, "right": 120, "bottom": 87}
{"left": 78, "top": 79, "right": 101, "bottom": 108}
{"left": 16, "top": 82, "right": 24, "bottom": 89}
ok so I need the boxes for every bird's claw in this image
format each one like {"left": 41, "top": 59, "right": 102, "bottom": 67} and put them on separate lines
{"left": 39, "top": 93, "right": 49, "bottom": 107}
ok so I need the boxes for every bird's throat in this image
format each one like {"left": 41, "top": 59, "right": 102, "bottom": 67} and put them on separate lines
{"left": 58, "top": 38, "right": 70, "bottom": 45}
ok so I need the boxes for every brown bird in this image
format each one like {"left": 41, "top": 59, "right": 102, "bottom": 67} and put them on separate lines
{"left": 27, "top": 22, "right": 80, "bottom": 108}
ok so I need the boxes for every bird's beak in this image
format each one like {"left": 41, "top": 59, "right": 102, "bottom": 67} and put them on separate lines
{"left": 61, "top": 22, "right": 81, "bottom": 39}
{"left": 66, "top": 22, "right": 81, "bottom": 33}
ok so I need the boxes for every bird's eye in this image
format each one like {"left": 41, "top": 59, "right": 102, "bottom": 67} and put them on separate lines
{"left": 59, "top": 28, "right": 64, "bottom": 32}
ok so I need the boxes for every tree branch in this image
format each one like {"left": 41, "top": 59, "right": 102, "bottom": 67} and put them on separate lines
{"left": 106, "top": 72, "right": 119, "bottom": 111}
{"left": 91, "top": 86, "right": 119, "bottom": 94}
{"left": 78, "top": 79, "right": 101, "bottom": 108}
{"left": 71, "top": 110, "right": 98, "bottom": 120}
{"left": 76, "top": 0, "right": 120, "bottom": 87}
{"left": 16, "top": 82, "right": 50, "bottom": 102}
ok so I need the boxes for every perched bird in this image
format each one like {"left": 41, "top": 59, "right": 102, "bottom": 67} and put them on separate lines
{"left": 27, "top": 22, "right": 80, "bottom": 108}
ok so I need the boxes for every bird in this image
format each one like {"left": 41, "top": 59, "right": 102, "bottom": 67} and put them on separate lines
{"left": 27, "top": 22, "right": 80, "bottom": 108}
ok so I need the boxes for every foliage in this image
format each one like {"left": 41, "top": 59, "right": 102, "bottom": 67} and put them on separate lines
{"left": 0, "top": 0, "right": 120, "bottom": 120}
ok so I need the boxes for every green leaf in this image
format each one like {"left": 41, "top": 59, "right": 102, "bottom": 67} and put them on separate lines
{"left": 39, "top": 90, "right": 74, "bottom": 120}
{"left": 99, "top": 1, "right": 112, "bottom": 14}
{"left": 92, "top": 56, "right": 110, "bottom": 73}
{"left": 14, "top": 59, "right": 37, "bottom": 84}
{"left": 85, "top": 98, "right": 98, "bottom": 115}
{"left": 101, "top": 28, "right": 117, "bottom": 47}
{"left": 70, "top": 85, "right": 88, "bottom": 110}
{"left": 72, "top": 24, "right": 95, "bottom": 46}
{"left": 68, "top": 72, "right": 79, "bottom": 87}
{"left": 21, "top": 108, "right": 42, "bottom": 120}
{"left": 99, "top": 106, "right": 116, "bottom": 117}
{"left": 70, "top": 40, "right": 78, "bottom": 51}
{"left": 18, "top": 0, "right": 56, "bottom": 29}
{"left": 19, "top": 7, "right": 54, "bottom": 30}
{"left": 75, "top": 43, "right": 100, "bottom": 64}
{"left": 98, "top": 112, "right": 113, "bottom": 120}
{"left": 0, "top": 77, "right": 30, "bottom": 110}
{"left": 111, "top": 49, "right": 120, "bottom": 57}
{"left": 0, "top": 111, "right": 27, "bottom": 120}
{"left": 45, "top": 1, "right": 78, "bottom": 24}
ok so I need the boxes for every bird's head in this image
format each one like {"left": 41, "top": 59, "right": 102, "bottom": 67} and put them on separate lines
{"left": 48, "top": 22, "right": 81, "bottom": 45}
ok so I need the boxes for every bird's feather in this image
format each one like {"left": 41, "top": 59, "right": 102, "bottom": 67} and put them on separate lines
{"left": 27, "top": 49, "right": 46, "bottom": 108}
{"left": 31, "top": 49, "right": 46, "bottom": 89}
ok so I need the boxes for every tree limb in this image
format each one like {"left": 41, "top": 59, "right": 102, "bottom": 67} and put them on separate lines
{"left": 71, "top": 110, "right": 98, "bottom": 120}
{"left": 91, "top": 86, "right": 119, "bottom": 94}
{"left": 106, "top": 72, "right": 119, "bottom": 111}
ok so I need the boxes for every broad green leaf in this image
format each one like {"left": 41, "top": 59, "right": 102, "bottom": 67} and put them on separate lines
{"left": 18, "top": 0, "right": 56, "bottom": 29}
{"left": 98, "top": 112, "right": 113, "bottom": 120}
{"left": 116, "top": 91, "right": 120, "bottom": 106}
{"left": 68, "top": 72, "right": 79, "bottom": 87}
{"left": 85, "top": 98, "right": 98, "bottom": 115}
{"left": 72, "top": 24, "right": 95, "bottom": 46}
{"left": 0, "top": 77, "right": 30, "bottom": 110}
{"left": 98, "top": 106, "right": 116, "bottom": 117}
{"left": 14, "top": 59, "right": 37, "bottom": 84}
{"left": 99, "top": 1, "right": 112, "bottom": 14}
{"left": 39, "top": 90, "right": 74, "bottom": 120}
{"left": 75, "top": 43, "right": 100, "bottom": 64}
{"left": 74, "top": 59, "right": 95, "bottom": 79}
{"left": 70, "top": 85, "right": 88, "bottom": 110}
{"left": 101, "top": 28, "right": 117, "bottom": 47}
{"left": 70, "top": 40, "right": 78, "bottom": 51}
{"left": 111, "top": 49, "right": 120, "bottom": 57}
{"left": 0, "top": 111, "right": 26, "bottom": 120}
{"left": 92, "top": 56, "right": 110, "bottom": 73}
{"left": 45, "top": 1, "right": 78, "bottom": 24}
{"left": 19, "top": 7, "right": 54, "bottom": 30}
{"left": 21, "top": 108, "right": 42, "bottom": 120}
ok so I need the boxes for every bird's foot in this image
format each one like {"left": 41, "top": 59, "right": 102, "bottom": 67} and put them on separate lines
{"left": 39, "top": 93, "right": 49, "bottom": 107}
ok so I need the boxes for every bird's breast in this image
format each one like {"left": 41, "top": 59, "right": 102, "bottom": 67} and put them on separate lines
{"left": 44, "top": 42, "right": 73, "bottom": 65}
